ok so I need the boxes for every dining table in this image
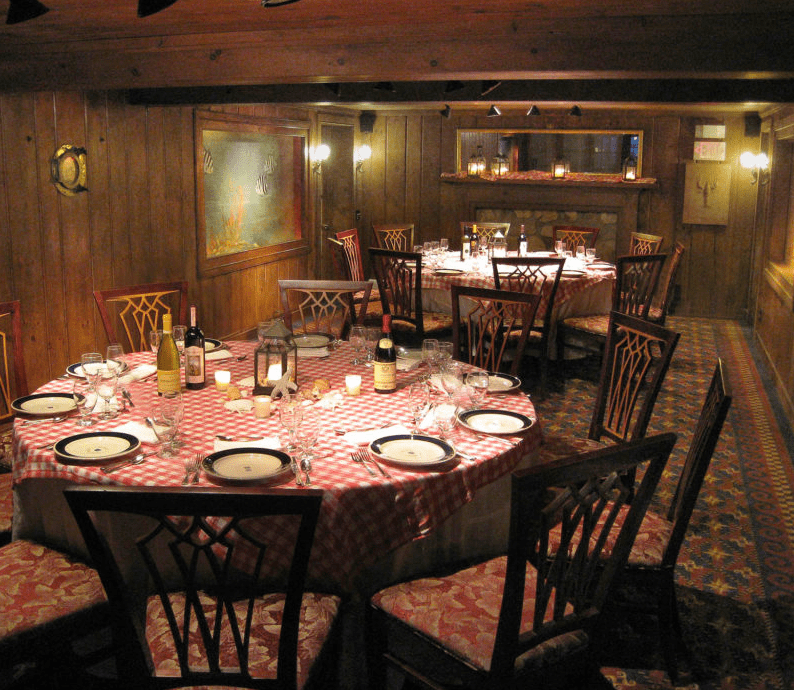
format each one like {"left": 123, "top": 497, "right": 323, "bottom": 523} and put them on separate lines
{"left": 419, "top": 250, "right": 616, "bottom": 356}
{"left": 11, "top": 338, "right": 541, "bottom": 596}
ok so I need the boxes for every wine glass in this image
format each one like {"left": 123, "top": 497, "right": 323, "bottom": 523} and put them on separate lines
{"left": 439, "top": 238, "right": 449, "bottom": 252}
{"left": 466, "top": 371, "right": 490, "bottom": 409}
{"left": 434, "top": 400, "right": 458, "bottom": 440}
{"left": 576, "top": 245, "right": 586, "bottom": 261}
{"left": 106, "top": 343, "right": 124, "bottom": 374}
{"left": 296, "top": 407, "right": 320, "bottom": 476}
{"left": 162, "top": 390, "right": 185, "bottom": 448}
{"left": 279, "top": 400, "right": 303, "bottom": 452}
{"left": 73, "top": 378, "right": 97, "bottom": 427}
{"left": 439, "top": 361, "right": 463, "bottom": 396}
{"left": 422, "top": 339, "right": 439, "bottom": 377}
{"left": 364, "top": 327, "right": 380, "bottom": 366}
{"left": 407, "top": 382, "right": 429, "bottom": 434}
{"left": 149, "top": 330, "right": 162, "bottom": 359}
{"left": 96, "top": 365, "right": 119, "bottom": 420}
{"left": 152, "top": 396, "right": 180, "bottom": 457}
{"left": 80, "top": 352, "right": 104, "bottom": 387}
{"left": 437, "top": 342, "right": 454, "bottom": 370}
{"left": 172, "top": 324, "right": 187, "bottom": 364}
{"left": 349, "top": 324, "right": 366, "bottom": 365}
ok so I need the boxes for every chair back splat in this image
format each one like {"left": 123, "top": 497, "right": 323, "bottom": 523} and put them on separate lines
{"left": 368, "top": 433, "right": 677, "bottom": 689}
{"left": 65, "top": 486, "right": 341, "bottom": 690}
{"left": 0, "top": 300, "right": 28, "bottom": 426}
{"left": 93, "top": 281, "right": 188, "bottom": 353}
{"left": 372, "top": 223, "right": 415, "bottom": 252}
{"left": 552, "top": 225, "right": 599, "bottom": 253}
{"left": 629, "top": 231, "right": 664, "bottom": 255}
{"left": 648, "top": 242, "right": 685, "bottom": 325}
{"left": 614, "top": 253, "right": 666, "bottom": 319}
{"left": 335, "top": 228, "right": 366, "bottom": 282}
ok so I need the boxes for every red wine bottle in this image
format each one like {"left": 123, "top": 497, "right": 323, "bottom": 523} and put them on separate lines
{"left": 373, "top": 314, "right": 397, "bottom": 394}
{"left": 184, "top": 305, "right": 206, "bottom": 390}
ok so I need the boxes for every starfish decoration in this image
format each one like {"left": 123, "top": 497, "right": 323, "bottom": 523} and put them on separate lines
{"left": 270, "top": 366, "right": 297, "bottom": 400}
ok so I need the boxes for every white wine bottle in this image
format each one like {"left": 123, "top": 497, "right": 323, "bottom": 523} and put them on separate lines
{"left": 518, "top": 224, "right": 527, "bottom": 257}
{"left": 184, "top": 305, "right": 206, "bottom": 390}
{"left": 461, "top": 225, "right": 471, "bottom": 260}
{"left": 373, "top": 314, "right": 397, "bottom": 394}
{"left": 157, "top": 313, "right": 181, "bottom": 396}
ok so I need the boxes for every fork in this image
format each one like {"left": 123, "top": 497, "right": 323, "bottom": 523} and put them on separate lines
{"left": 182, "top": 455, "right": 201, "bottom": 485}
{"left": 350, "top": 450, "right": 376, "bottom": 476}
{"left": 191, "top": 454, "right": 202, "bottom": 483}
{"left": 359, "top": 450, "right": 391, "bottom": 478}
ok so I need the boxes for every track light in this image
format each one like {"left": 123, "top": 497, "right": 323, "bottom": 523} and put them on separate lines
{"left": 487, "top": 105, "right": 501, "bottom": 117}
{"left": 137, "top": 0, "right": 176, "bottom": 17}
{"left": 569, "top": 105, "right": 582, "bottom": 117}
{"left": 527, "top": 105, "right": 540, "bottom": 116}
{"left": 6, "top": 0, "right": 49, "bottom": 24}
{"left": 444, "top": 81, "right": 465, "bottom": 94}
{"left": 440, "top": 104, "right": 452, "bottom": 119}
{"left": 481, "top": 80, "right": 502, "bottom": 96}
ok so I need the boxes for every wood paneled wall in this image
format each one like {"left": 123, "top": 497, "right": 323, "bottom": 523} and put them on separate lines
{"left": 354, "top": 108, "right": 759, "bottom": 322}
{"left": 0, "top": 93, "right": 318, "bottom": 391}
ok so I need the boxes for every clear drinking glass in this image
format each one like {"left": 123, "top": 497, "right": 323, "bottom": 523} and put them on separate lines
{"left": 439, "top": 361, "right": 463, "bottom": 396}
{"left": 279, "top": 400, "right": 304, "bottom": 452}
{"left": 434, "top": 401, "right": 458, "bottom": 440}
{"left": 439, "top": 238, "right": 449, "bottom": 252}
{"left": 172, "top": 324, "right": 187, "bottom": 363}
{"left": 466, "top": 371, "right": 490, "bottom": 409}
{"left": 73, "top": 378, "right": 97, "bottom": 427}
{"left": 80, "top": 352, "right": 104, "bottom": 387}
{"left": 422, "top": 339, "right": 439, "bottom": 377}
{"left": 296, "top": 407, "right": 320, "bottom": 471}
{"left": 162, "top": 390, "right": 185, "bottom": 448}
{"left": 149, "top": 330, "right": 162, "bottom": 358}
{"left": 586, "top": 247, "right": 596, "bottom": 262}
{"left": 437, "top": 342, "right": 453, "bottom": 369}
{"left": 106, "top": 343, "right": 124, "bottom": 374}
{"left": 364, "top": 327, "right": 380, "bottom": 365}
{"left": 349, "top": 324, "right": 366, "bottom": 365}
{"left": 408, "top": 382, "right": 429, "bottom": 433}
{"left": 152, "top": 397, "right": 179, "bottom": 457}
{"left": 576, "top": 245, "right": 586, "bottom": 261}
{"left": 96, "top": 366, "right": 119, "bottom": 420}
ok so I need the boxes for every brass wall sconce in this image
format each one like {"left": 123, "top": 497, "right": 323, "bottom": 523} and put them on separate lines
{"left": 312, "top": 144, "right": 330, "bottom": 173}
{"left": 355, "top": 145, "right": 371, "bottom": 172}
{"left": 740, "top": 151, "right": 770, "bottom": 185}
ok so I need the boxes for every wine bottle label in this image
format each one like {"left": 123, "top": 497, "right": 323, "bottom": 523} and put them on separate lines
{"left": 157, "top": 368, "right": 181, "bottom": 395}
{"left": 185, "top": 346, "right": 204, "bottom": 383}
{"left": 373, "top": 361, "right": 397, "bottom": 391}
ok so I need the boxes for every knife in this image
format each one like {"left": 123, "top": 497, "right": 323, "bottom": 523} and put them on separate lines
{"left": 121, "top": 388, "right": 134, "bottom": 407}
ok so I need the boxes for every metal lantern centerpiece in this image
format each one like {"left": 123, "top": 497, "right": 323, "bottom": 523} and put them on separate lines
{"left": 622, "top": 155, "right": 638, "bottom": 181}
{"left": 551, "top": 158, "right": 570, "bottom": 179}
{"left": 491, "top": 152, "right": 509, "bottom": 178}
{"left": 253, "top": 318, "right": 297, "bottom": 397}
{"left": 467, "top": 145, "right": 486, "bottom": 177}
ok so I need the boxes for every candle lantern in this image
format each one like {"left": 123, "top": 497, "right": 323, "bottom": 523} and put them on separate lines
{"left": 467, "top": 145, "right": 486, "bottom": 177}
{"left": 253, "top": 317, "right": 297, "bottom": 396}
{"left": 622, "top": 155, "right": 638, "bottom": 181}
{"left": 491, "top": 152, "right": 509, "bottom": 178}
{"left": 551, "top": 158, "right": 569, "bottom": 179}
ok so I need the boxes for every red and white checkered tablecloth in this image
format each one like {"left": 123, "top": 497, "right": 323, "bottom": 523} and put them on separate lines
{"left": 13, "top": 341, "right": 540, "bottom": 592}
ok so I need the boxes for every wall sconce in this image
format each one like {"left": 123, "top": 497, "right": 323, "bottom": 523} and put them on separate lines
{"left": 622, "top": 155, "right": 638, "bottom": 181}
{"left": 551, "top": 158, "right": 569, "bottom": 179}
{"left": 740, "top": 151, "right": 770, "bottom": 185}
{"left": 312, "top": 144, "right": 330, "bottom": 173}
{"left": 355, "top": 144, "right": 372, "bottom": 172}
{"left": 468, "top": 145, "right": 486, "bottom": 177}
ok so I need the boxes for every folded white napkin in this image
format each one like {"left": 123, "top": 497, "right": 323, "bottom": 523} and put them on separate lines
{"left": 397, "top": 358, "right": 422, "bottom": 372}
{"left": 213, "top": 436, "right": 282, "bottom": 453}
{"left": 118, "top": 364, "right": 157, "bottom": 385}
{"left": 224, "top": 399, "right": 254, "bottom": 414}
{"left": 111, "top": 420, "right": 163, "bottom": 444}
{"left": 206, "top": 349, "right": 234, "bottom": 361}
{"left": 342, "top": 424, "right": 411, "bottom": 446}
{"left": 564, "top": 257, "right": 587, "bottom": 271}
{"left": 298, "top": 347, "right": 329, "bottom": 358}
{"left": 92, "top": 396, "right": 120, "bottom": 414}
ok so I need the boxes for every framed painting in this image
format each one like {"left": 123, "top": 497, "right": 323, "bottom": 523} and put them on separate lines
{"left": 683, "top": 161, "right": 731, "bottom": 226}
{"left": 195, "top": 111, "right": 310, "bottom": 277}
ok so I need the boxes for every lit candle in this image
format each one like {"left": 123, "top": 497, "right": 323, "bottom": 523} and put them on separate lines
{"left": 266, "top": 362, "right": 283, "bottom": 382}
{"left": 345, "top": 374, "right": 362, "bottom": 396}
{"left": 214, "top": 370, "right": 231, "bottom": 391}
{"left": 253, "top": 395, "right": 271, "bottom": 418}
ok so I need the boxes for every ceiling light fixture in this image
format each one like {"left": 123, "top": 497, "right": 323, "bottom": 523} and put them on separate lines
{"left": 6, "top": 0, "right": 49, "bottom": 24}
{"left": 137, "top": 0, "right": 177, "bottom": 16}
{"left": 481, "top": 80, "right": 502, "bottom": 96}
{"left": 440, "top": 104, "right": 452, "bottom": 119}
{"left": 527, "top": 105, "right": 541, "bottom": 116}
{"left": 569, "top": 105, "right": 582, "bottom": 117}
{"left": 487, "top": 105, "right": 501, "bottom": 117}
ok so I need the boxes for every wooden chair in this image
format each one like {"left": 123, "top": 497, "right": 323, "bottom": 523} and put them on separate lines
{"left": 460, "top": 221, "right": 511, "bottom": 246}
{"left": 556, "top": 252, "right": 666, "bottom": 361}
{"left": 334, "top": 228, "right": 366, "bottom": 282}
{"left": 369, "top": 247, "right": 453, "bottom": 345}
{"left": 630, "top": 231, "right": 664, "bottom": 255}
{"left": 451, "top": 285, "right": 540, "bottom": 377}
{"left": 65, "top": 485, "right": 342, "bottom": 690}
{"left": 648, "top": 241, "right": 685, "bottom": 325}
{"left": 0, "top": 300, "right": 27, "bottom": 545}
{"left": 367, "top": 432, "right": 677, "bottom": 690}
{"left": 0, "top": 538, "right": 113, "bottom": 686}
{"left": 372, "top": 223, "right": 415, "bottom": 252}
{"left": 492, "top": 256, "right": 565, "bottom": 396}
{"left": 552, "top": 225, "right": 600, "bottom": 253}
{"left": 278, "top": 279, "right": 372, "bottom": 341}
{"left": 328, "top": 235, "right": 382, "bottom": 324}
{"left": 93, "top": 280, "right": 188, "bottom": 352}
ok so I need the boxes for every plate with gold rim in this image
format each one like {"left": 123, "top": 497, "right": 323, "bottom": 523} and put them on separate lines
{"left": 12, "top": 393, "right": 78, "bottom": 417}
{"left": 67, "top": 360, "right": 128, "bottom": 378}
{"left": 54, "top": 432, "right": 140, "bottom": 463}
{"left": 457, "top": 409, "right": 534, "bottom": 435}
{"left": 202, "top": 447, "right": 292, "bottom": 485}
{"left": 487, "top": 373, "right": 521, "bottom": 393}
{"left": 369, "top": 434, "right": 455, "bottom": 469}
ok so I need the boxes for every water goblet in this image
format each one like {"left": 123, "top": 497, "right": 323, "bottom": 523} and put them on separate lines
{"left": 439, "top": 238, "right": 449, "bottom": 252}
{"left": 586, "top": 247, "right": 596, "bottom": 263}
{"left": 554, "top": 240, "right": 565, "bottom": 256}
{"left": 422, "top": 338, "right": 439, "bottom": 374}
{"left": 466, "top": 371, "right": 490, "bottom": 409}
{"left": 437, "top": 342, "right": 454, "bottom": 369}
{"left": 279, "top": 400, "right": 303, "bottom": 452}
{"left": 96, "top": 365, "right": 119, "bottom": 420}
{"left": 296, "top": 407, "right": 320, "bottom": 476}
{"left": 80, "top": 351, "right": 104, "bottom": 387}
{"left": 162, "top": 390, "right": 185, "bottom": 448}
{"left": 434, "top": 400, "right": 458, "bottom": 440}
{"left": 364, "top": 327, "right": 380, "bottom": 365}
{"left": 106, "top": 343, "right": 124, "bottom": 374}
{"left": 439, "top": 361, "right": 463, "bottom": 396}
{"left": 152, "top": 399, "right": 179, "bottom": 458}
{"left": 349, "top": 324, "right": 366, "bottom": 365}
{"left": 172, "top": 324, "right": 187, "bottom": 364}
{"left": 576, "top": 245, "right": 586, "bottom": 261}
{"left": 73, "top": 378, "right": 97, "bottom": 427}
{"left": 407, "top": 382, "right": 429, "bottom": 433}
{"left": 149, "top": 330, "right": 162, "bottom": 359}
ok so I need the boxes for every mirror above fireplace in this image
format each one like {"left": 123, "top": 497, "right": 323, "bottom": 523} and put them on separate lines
{"left": 457, "top": 129, "right": 643, "bottom": 177}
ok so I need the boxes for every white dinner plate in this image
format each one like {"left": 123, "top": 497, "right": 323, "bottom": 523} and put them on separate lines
{"left": 54, "top": 432, "right": 140, "bottom": 462}
{"left": 433, "top": 268, "right": 465, "bottom": 275}
{"left": 204, "top": 338, "right": 223, "bottom": 352}
{"left": 396, "top": 347, "right": 423, "bottom": 362}
{"left": 487, "top": 373, "right": 521, "bottom": 393}
{"left": 369, "top": 434, "right": 456, "bottom": 469}
{"left": 66, "top": 360, "right": 128, "bottom": 378}
{"left": 561, "top": 270, "right": 587, "bottom": 277}
{"left": 12, "top": 393, "right": 77, "bottom": 416}
{"left": 293, "top": 333, "right": 333, "bottom": 348}
{"left": 202, "top": 448, "right": 291, "bottom": 485}
{"left": 457, "top": 409, "right": 534, "bottom": 435}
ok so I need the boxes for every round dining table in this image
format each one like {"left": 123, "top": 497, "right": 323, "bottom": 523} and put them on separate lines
{"left": 11, "top": 339, "right": 541, "bottom": 596}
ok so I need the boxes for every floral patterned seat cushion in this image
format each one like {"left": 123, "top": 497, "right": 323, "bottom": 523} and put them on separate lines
{"left": 0, "top": 472, "right": 12, "bottom": 535}
{"left": 146, "top": 591, "right": 341, "bottom": 689}
{"left": 0, "top": 539, "right": 107, "bottom": 641}
{"left": 392, "top": 312, "right": 454, "bottom": 335}
{"left": 371, "top": 555, "right": 586, "bottom": 674}
{"left": 536, "top": 435, "right": 606, "bottom": 467}
{"left": 0, "top": 426, "right": 12, "bottom": 472}
{"left": 560, "top": 313, "right": 610, "bottom": 337}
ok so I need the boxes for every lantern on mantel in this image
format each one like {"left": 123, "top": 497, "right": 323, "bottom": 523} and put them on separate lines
{"left": 491, "top": 152, "right": 509, "bottom": 178}
{"left": 622, "top": 155, "right": 638, "bottom": 181}
{"left": 551, "top": 158, "right": 569, "bottom": 179}
{"left": 253, "top": 318, "right": 297, "bottom": 397}
{"left": 468, "top": 145, "right": 486, "bottom": 177}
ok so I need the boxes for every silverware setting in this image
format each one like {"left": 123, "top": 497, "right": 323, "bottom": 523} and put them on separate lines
{"left": 290, "top": 458, "right": 305, "bottom": 487}
{"left": 351, "top": 449, "right": 390, "bottom": 477}
{"left": 22, "top": 415, "right": 70, "bottom": 425}
{"left": 350, "top": 450, "right": 376, "bottom": 476}
{"left": 334, "top": 422, "right": 395, "bottom": 436}
{"left": 300, "top": 456, "right": 312, "bottom": 485}
{"left": 215, "top": 434, "right": 263, "bottom": 442}
{"left": 36, "top": 442, "right": 55, "bottom": 450}
{"left": 101, "top": 451, "right": 156, "bottom": 474}
{"left": 121, "top": 388, "right": 134, "bottom": 407}
{"left": 182, "top": 454, "right": 202, "bottom": 484}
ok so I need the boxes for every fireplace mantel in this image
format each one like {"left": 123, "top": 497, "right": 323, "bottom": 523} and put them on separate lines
{"left": 439, "top": 172, "right": 657, "bottom": 256}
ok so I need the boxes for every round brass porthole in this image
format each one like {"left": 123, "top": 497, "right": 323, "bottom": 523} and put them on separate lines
{"left": 51, "top": 144, "right": 88, "bottom": 196}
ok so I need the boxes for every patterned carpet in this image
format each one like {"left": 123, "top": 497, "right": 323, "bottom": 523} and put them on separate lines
{"left": 533, "top": 317, "right": 794, "bottom": 690}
